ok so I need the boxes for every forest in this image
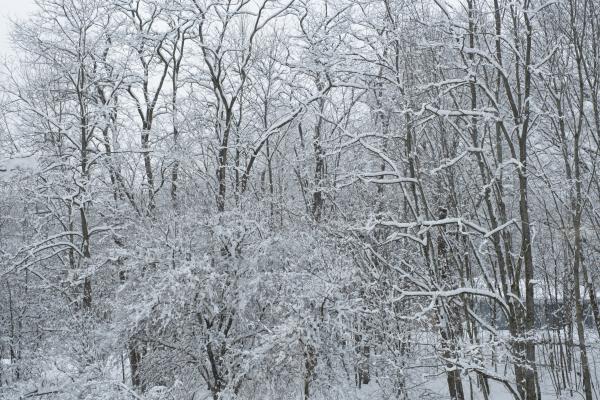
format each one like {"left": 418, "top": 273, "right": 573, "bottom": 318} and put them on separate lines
{"left": 1, "top": 0, "right": 600, "bottom": 399}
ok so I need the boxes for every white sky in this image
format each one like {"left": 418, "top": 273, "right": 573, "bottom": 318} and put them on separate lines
{"left": 0, "top": 0, "right": 36, "bottom": 55}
